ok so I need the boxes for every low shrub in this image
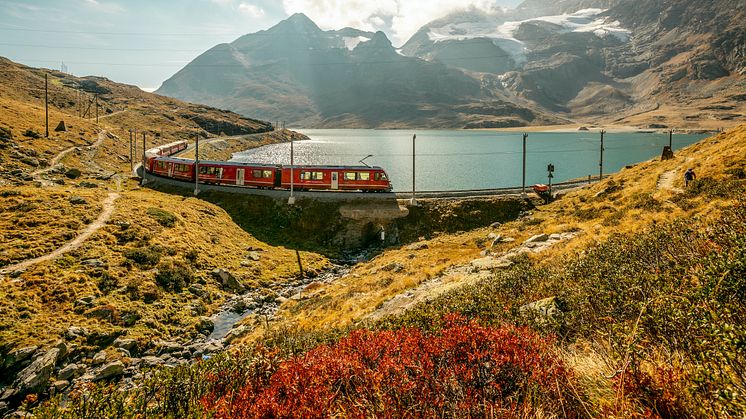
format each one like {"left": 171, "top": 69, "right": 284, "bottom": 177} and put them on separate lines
{"left": 155, "top": 261, "right": 194, "bottom": 292}
{"left": 203, "top": 315, "right": 579, "bottom": 418}
{"left": 147, "top": 207, "right": 177, "bottom": 227}
{"left": 123, "top": 245, "right": 162, "bottom": 268}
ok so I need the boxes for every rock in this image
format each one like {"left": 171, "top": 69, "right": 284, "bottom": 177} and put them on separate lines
{"left": 524, "top": 234, "right": 549, "bottom": 244}
{"left": 78, "top": 181, "right": 98, "bottom": 188}
{"left": 224, "top": 325, "right": 249, "bottom": 344}
{"left": 65, "top": 168, "right": 82, "bottom": 179}
{"left": 140, "top": 356, "right": 164, "bottom": 368}
{"left": 9, "top": 269, "right": 25, "bottom": 279}
{"left": 519, "top": 297, "right": 562, "bottom": 325}
{"left": 275, "top": 296, "right": 288, "bottom": 305}
{"left": 548, "top": 233, "right": 562, "bottom": 241}
{"left": 54, "top": 120, "right": 67, "bottom": 132}
{"left": 81, "top": 258, "right": 105, "bottom": 268}
{"left": 3, "top": 346, "right": 38, "bottom": 370}
{"left": 20, "top": 157, "right": 39, "bottom": 167}
{"left": 69, "top": 196, "right": 87, "bottom": 205}
{"left": 211, "top": 268, "right": 246, "bottom": 293}
{"left": 13, "top": 348, "right": 60, "bottom": 393}
{"left": 113, "top": 338, "right": 137, "bottom": 351}
{"left": 65, "top": 326, "right": 88, "bottom": 340}
{"left": 85, "top": 330, "right": 123, "bottom": 348}
{"left": 57, "top": 363, "right": 86, "bottom": 381}
{"left": 197, "top": 317, "right": 214, "bottom": 334}
{"left": 93, "top": 361, "right": 124, "bottom": 381}
{"left": 91, "top": 350, "right": 108, "bottom": 366}
{"left": 188, "top": 283, "right": 206, "bottom": 296}
{"left": 51, "top": 380, "right": 69, "bottom": 392}
{"left": 117, "top": 348, "right": 131, "bottom": 358}
{"left": 246, "top": 251, "right": 261, "bottom": 261}
{"left": 405, "top": 242, "right": 428, "bottom": 251}
{"left": 471, "top": 257, "right": 514, "bottom": 271}
{"left": 53, "top": 178, "right": 65, "bottom": 185}
{"left": 490, "top": 222, "right": 501, "bottom": 228}
{"left": 490, "top": 235, "right": 503, "bottom": 247}
{"left": 156, "top": 341, "right": 183, "bottom": 354}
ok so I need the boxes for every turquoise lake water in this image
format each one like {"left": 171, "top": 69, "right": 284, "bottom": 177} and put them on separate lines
{"left": 231, "top": 129, "right": 707, "bottom": 192}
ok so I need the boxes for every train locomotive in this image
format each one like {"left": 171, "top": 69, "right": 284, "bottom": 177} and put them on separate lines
{"left": 144, "top": 140, "right": 393, "bottom": 192}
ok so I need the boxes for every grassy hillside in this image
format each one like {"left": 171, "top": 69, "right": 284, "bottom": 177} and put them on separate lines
{"left": 29, "top": 125, "right": 746, "bottom": 417}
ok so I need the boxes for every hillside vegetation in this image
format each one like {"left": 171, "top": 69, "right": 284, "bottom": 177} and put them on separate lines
{"left": 30, "top": 125, "right": 746, "bottom": 417}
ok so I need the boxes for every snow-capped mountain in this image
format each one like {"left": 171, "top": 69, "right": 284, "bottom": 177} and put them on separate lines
{"left": 157, "top": 0, "right": 746, "bottom": 129}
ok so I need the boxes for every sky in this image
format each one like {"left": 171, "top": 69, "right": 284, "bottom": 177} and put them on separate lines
{"left": 0, "top": 0, "right": 523, "bottom": 91}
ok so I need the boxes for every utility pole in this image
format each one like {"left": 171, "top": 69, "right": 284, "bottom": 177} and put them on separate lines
{"left": 669, "top": 129, "right": 673, "bottom": 150}
{"left": 194, "top": 134, "right": 200, "bottom": 196}
{"left": 129, "top": 129, "right": 133, "bottom": 173}
{"left": 288, "top": 138, "right": 295, "bottom": 205}
{"left": 547, "top": 163, "right": 555, "bottom": 203}
{"left": 599, "top": 129, "right": 606, "bottom": 181}
{"left": 44, "top": 73, "right": 49, "bottom": 138}
{"left": 95, "top": 93, "right": 99, "bottom": 124}
{"left": 410, "top": 134, "right": 417, "bottom": 206}
{"left": 522, "top": 133, "right": 528, "bottom": 196}
{"left": 141, "top": 132, "right": 146, "bottom": 185}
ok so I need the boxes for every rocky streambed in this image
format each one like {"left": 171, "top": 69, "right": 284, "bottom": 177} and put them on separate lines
{"left": 0, "top": 262, "right": 353, "bottom": 416}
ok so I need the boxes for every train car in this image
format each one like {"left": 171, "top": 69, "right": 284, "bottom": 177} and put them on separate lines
{"left": 145, "top": 140, "right": 189, "bottom": 173}
{"left": 149, "top": 156, "right": 195, "bottom": 181}
{"left": 196, "top": 161, "right": 281, "bottom": 187}
{"left": 280, "top": 165, "right": 392, "bottom": 192}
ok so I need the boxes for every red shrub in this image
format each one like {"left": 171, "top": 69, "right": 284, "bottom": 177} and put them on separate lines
{"left": 203, "top": 315, "right": 578, "bottom": 418}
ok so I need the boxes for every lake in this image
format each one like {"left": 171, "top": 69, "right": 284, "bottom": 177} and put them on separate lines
{"left": 231, "top": 129, "right": 707, "bottom": 192}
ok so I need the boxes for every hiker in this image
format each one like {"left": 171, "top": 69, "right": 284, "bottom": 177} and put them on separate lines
{"left": 684, "top": 168, "right": 696, "bottom": 187}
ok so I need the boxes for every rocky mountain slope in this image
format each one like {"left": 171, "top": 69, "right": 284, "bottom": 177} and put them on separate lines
{"left": 156, "top": 14, "right": 563, "bottom": 129}
{"left": 159, "top": 0, "right": 744, "bottom": 129}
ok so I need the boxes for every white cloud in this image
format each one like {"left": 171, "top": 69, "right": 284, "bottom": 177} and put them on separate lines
{"left": 209, "top": 0, "right": 234, "bottom": 6}
{"left": 281, "top": 0, "right": 504, "bottom": 44}
{"left": 238, "top": 2, "right": 265, "bottom": 18}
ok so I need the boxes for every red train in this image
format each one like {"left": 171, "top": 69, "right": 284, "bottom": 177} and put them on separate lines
{"left": 144, "top": 140, "right": 392, "bottom": 192}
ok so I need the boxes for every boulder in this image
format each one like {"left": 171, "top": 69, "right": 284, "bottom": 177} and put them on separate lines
{"left": 246, "top": 251, "right": 261, "bottom": 261}
{"left": 91, "top": 350, "right": 108, "bottom": 366}
{"left": 211, "top": 268, "right": 246, "bottom": 293}
{"left": 78, "top": 181, "right": 98, "bottom": 188}
{"left": 54, "top": 120, "right": 67, "bottom": 132}
{"left": 224, "top": 325, "right": 250, "bottom": 344}
{"left": 524, "top": 234, "right": 549, "bottom": 244}
{"left": 156, "top": 341, "right": 183, "bottom": 354}
{"left": 113, "top": 338, "right": 137, "bottom": 351}
{"left": 20, "top": 157, "right": 39, "bottom": 168}
{"left": 519, "top": 296, "right": 562, "bottom": 326}
{"left": 65, "top": 326, "right": 89, "bottom": 340}
{"left": 69, "top": 196, "right": 87, "bottom": 205}
{"left": 471, "top": 257, "right": 514, "bottom": 271}
{"left": 81, "top": 259, "right": 105, "bottom": 268}
{"left": 51, "top": 380, "right": 69, "bottom": 392}
{"left": 13, "top": 348, "right": 60, "bottom": 393}
{"left": 3, "top": 346, "right": 37, "bottom": 370}
{"left": 65, "top": 168, "right": 82, "bottom": 179}
{"left": 139, "top": 356, "right": 165, "bottom": 368}
{"left": 84, "top": 305, "right": 118, "bottom": 322}
{"left": 381, "top": 262, "right": 404, "bottom": 273}
{"left": 57, "top": 363, "right": 86, "bottom": 381}
{"left": 93, "top": 361, "right": 124, "bottom": 381}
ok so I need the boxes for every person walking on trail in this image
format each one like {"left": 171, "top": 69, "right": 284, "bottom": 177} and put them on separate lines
{"left": 684, "top": 168, "right": 696, "bottom": 187}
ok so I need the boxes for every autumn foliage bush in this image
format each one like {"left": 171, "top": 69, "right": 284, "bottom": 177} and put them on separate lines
{"left": 202, "top": 315, "right": 579, "bottom": 418}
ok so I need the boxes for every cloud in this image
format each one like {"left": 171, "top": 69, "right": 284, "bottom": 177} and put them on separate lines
{"left": 280, "top": 0, "right": 506, "bottom": 44}
{"left": 209, "top": 0, "right": 234, "bottom": 6}
{"left": 238, "top": 2, "right": 265, "bottom": 18}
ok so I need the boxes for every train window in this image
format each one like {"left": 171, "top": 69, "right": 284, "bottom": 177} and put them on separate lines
{"left": 344, "top": 172, "right": 356, "bottom": 181}
{"left": 358, "top": 172, "right": 370, "bottom": 181}
{"left": 157, "top": 161, "right": 166, "bottom": 169}
{"left": 375, "top": 172, "right": 388, "bottom": 181}
{"left": 300, "top": 172, "right": 309, "bottom": 180}
{"left": 252, "top": 170, "right": 262, "bottom": 178}
{"left": 262, "top": 170, "right": 273, "bottom": 178}
{"left": 175, "top": 164, "right": 189, "bottom": 172}
{"left": 200, "top": 166, "right": 219, "bottom": 175}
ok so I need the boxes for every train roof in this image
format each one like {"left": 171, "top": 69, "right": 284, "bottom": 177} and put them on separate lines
{"left": 153, "top": 157, "right": 385, "bottom": 170}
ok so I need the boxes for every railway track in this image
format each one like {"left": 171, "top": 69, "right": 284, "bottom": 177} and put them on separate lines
{"left": 142, "top": 169, "right": 598, "bottom": 201}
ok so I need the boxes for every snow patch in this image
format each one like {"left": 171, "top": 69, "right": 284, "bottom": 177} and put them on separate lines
{"left": 343, "top": 36, "right": 369, "bottom": 51}
{"left": 426, "top": 8, "right": 630, "bottom": 55}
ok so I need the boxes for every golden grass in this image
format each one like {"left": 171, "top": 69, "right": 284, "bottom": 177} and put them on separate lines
{"left": 237, "top": 125, "right": 746, "bottom": 345}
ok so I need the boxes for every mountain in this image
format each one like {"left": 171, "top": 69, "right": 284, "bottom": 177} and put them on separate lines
{"left": 403, "top": 0, "right": 746, "bottom": 128}
{"left": 157, "top": 13, "right": 562, "bottom": 129}
{"left": 159, "top": 1, "right": 745, "bottom": 129}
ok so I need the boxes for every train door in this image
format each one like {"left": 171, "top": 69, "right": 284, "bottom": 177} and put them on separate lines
{"left": 168, "top": 162, "right": 174, "bottom": 177}
{"left": 236, "top": 169, "right": 245, "bottom": 186}
{"left": 274, "top": 169, "right": 282, "bottom": 188}
{"left": 331, "top": 172, "right": 339, "bottom": 190}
